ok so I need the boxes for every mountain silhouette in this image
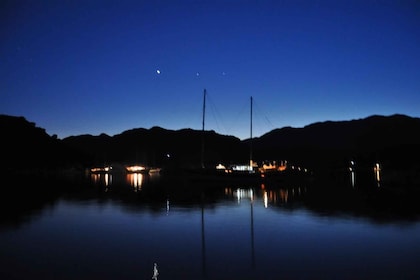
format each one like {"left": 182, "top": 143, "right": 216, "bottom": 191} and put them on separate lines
{"left": 0, "top": 115, "right": 89, "bottom": 173}
{"left": 2, "top": 113, "right": 420, "bottom": 186}
{"left": 252, "top": 114, "right": 420, "bottom": 170}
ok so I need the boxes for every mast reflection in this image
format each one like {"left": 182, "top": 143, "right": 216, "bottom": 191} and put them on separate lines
{"left": 250, "top": 191, "right": 255, "bottom": 268}
{"left": 232, "top": 188, "right": 256, "bottom": 268}
{"left": 201, "top": 200, "right": 206, "bottom": 277}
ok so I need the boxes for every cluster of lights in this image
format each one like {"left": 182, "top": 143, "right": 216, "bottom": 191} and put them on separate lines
{"left": 125, "top": 165, "right": 147, "bottom": 173}
{"left": 214, "top": 160, "right": 312, "bottom": 174}
{"left": 90, "top": 166, "right": 112, "bottom": 173}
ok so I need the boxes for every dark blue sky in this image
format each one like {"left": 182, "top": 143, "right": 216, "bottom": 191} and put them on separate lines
{"left": 2, "top": 0, "right": 419, "bottom": 139}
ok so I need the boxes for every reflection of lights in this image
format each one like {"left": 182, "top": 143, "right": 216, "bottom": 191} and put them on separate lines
{"left": 264, "top": 191, "right": 268, "bottom": 208}
{"left": 262, "top": 187, "right": 306, "bottom": 206}
{"left": 350, "top": 171, "right": 355, "bottom": 187}
{"left": 127, "top": 173, "right": 143, "bottom": 190}
{"left": 225, "top": 188, "right": 233, "bottom": 196}
{"left": 166, "top": 199, "right": 170, "bottom": 214}
{"left": 279, "top": 189, "right": 288, "bottom": 203}
{"left": 235, "top": 188, "right": 254, "bottom": 202}
{"left": 374, "top": 163, "right": 381, "bottom": 187}
{"left": 236, "top": 188, "right": 241, "bottom": 202}
{"left": 349, "top": 160, "right": 356, "bottom": 187}
{"left": 104, "top": 173, "right": 111, "bottom": 187}
{"left": 228, "top": 186, "right": 306, "bottom": 208}
{"left": 91, "top": 173, "right": 112, "bottom": 187}
{"left": 91, "top": 173, "right": 100, "bottom": 183}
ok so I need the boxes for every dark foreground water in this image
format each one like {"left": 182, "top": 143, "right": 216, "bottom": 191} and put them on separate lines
{"left": 1, "top": 171, "right": 420, "bottom": 280}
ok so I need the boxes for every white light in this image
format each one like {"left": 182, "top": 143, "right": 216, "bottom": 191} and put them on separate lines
{"left": 264, "top": 191, "right": 268, "bottom": 208}
{"left": 216, "top": 163, "right": 226, "bottom": 170}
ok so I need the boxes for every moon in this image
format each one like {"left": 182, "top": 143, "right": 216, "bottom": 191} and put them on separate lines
{"left": 156, "top": 69, "right": 161, "bottom": 74}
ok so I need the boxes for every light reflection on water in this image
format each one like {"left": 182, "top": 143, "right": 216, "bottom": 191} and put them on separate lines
{"left": 1, "top": 172, "right": 420, "bottom": 280}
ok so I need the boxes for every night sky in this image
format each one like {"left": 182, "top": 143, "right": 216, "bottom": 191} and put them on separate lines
{"left": 1, "top": 0, "right": 419, "bottom": 140}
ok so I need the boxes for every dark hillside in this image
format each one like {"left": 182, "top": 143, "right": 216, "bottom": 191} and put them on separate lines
{"left": 253, "top": 114, "right": 420, "bottom": 173}
{"left": 64, "top": 127, "right": 247, "bottom": 168}
{"left": 0, "top": 115, "right": 89, "bottom": 174}
{"left": 3, "top": 113, "right": 420, "bottom": 187}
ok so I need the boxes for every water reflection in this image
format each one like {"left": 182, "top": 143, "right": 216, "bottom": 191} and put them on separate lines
{"left": 221, "top": 186, "right": 307, "bottom": 209}
{"left": 87, "top": 170, "right": 417, "bottom": 224}
{"left": 348, "top": 161, "right": 382, "bottom": 188}
{"left": 261, "top": 187, "right": 307, "bottom": 208}
{"left": 250, "top": 191, "right": 255, "bottom": 268}
{"left": 234, "top": 188, "right": 254, "bottom": 202}
{"left": 90, "top": 171, "right": 153, "bottom": 192}
{"left": 126, "top": 172, "right": 144, "bottom": 191}
{"left": 374, "top": 162, "right": 381, "bottom": 187}
{"left": 90, "top": 172, "right": 112, "bottom": 188}
{"left": 5, "top": 167, "right": 420, "bottom": 231}
{"left": 201, "top": 201, "right": 206, "bottom": 276}
{"left": 3, "top": 169, "right": 420, "bottom": 279}
{"left": 349, "top": 160, "right": 356, "bottom": 187}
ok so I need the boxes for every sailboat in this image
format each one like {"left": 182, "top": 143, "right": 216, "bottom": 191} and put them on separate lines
{"left": 182, "top": 91, "right": 262, "bottom": 185}
{"left": 169, "top": 89, "right": 312, "bottom": 187}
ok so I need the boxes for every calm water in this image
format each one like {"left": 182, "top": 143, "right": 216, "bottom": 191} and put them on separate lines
{"left": 1, "top": 171, "right": 420, "bottom": 280}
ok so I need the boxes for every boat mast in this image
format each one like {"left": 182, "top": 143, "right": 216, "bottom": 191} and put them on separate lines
{"left": 250, "top": 96, "right": 253, "bottom": 171}
{"left": 201, "top": 89, "right": 206, "bottom": 168}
